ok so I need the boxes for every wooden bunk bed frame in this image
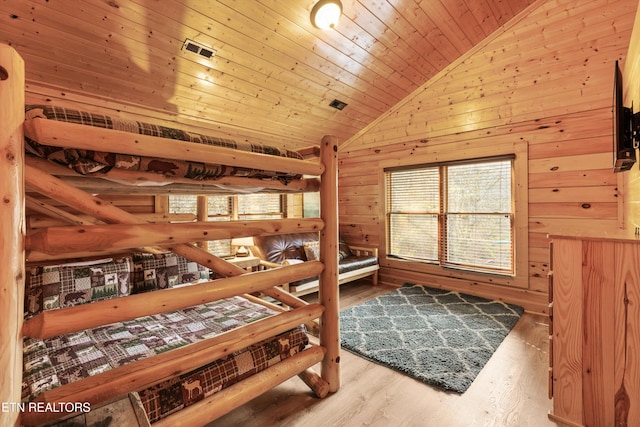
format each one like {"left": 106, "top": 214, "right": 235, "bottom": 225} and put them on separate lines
{"left": 0, "top": 46, "right": 341, "bottom": 427}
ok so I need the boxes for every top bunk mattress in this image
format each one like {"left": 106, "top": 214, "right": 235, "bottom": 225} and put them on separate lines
{"left": 24, "top": 105, "right": 305, "bottom": 183}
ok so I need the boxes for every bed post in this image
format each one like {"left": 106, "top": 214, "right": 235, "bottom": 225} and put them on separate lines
{"left": 0, "top": 45, "right": 25, "bottom": 427}
{"left": 319, "top": 135, "right": 340, "bottom": 392}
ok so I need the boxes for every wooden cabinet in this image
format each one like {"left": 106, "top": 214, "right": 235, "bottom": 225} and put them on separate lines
{"left": 548, "top": 235, "right": 640, "bottom": 427}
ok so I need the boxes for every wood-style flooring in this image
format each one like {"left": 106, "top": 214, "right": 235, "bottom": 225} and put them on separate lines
{"left": 209, "top": 280, "right": 555, "bottom": 427}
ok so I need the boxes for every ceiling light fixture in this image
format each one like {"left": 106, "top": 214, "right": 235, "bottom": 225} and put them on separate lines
{"left": 310, "top": 0, "right": 343, "bottom": 30}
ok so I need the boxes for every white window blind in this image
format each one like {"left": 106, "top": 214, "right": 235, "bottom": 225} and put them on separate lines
{"left": 386, "top": 167, "right": 439, "bottom": 261}
{"left": 386, "top": 158, "right": 514, "bottom": 275}
{"left": 168, "top": 195, "right": 198, "bottom": 214}
{"left": 238, "top": 194, "right": 283, "bottom": 220}
{"left": 444, "top": 160, "right": 513, "bottom": 273}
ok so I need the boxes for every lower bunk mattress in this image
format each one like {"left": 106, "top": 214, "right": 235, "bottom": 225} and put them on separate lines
{"left": 22, "top": 295, "right": 309, "bottom": 423}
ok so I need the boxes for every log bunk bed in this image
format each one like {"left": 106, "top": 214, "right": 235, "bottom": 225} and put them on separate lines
{"left": 0, "top": 46, "right": 341, "bottom": 426}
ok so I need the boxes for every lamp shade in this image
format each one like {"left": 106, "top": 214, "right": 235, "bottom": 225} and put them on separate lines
{"left": 231, "top": 236, "right": 254, "bottom": 257}
{"left": 231, "top": 236, "right": 255, "bottom": 247}
{"left": 310, "top": 0, "right": 343, "bottom": 30}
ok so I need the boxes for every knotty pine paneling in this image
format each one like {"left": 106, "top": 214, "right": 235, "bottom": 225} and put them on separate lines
{"left": 529, "top": 186, "right": 618, "bottom": 203}
{"left": 528, "top": 202, "right": 617, "bottom": 219}
{"left": 614, "top": 242, "right": 640, "bottom": 424}
{"left": 528, "top": 152, "right": 611, "bottom": 174}
{"left": 622, "top": 2, "right": 640, "bottom": 229}
{"left": 528, "top": 136, "right": 611, "bottom": 160}
{"left": 529, "top": 168, "right": 617, "bottom": 188}
{"left": 1, "top": 0, "right": 536, "bottom": 150}
{"left": 338, "top": 0, "right": 639, "bottom": 311}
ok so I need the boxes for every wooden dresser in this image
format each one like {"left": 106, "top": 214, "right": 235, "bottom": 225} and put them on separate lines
{"left": 548, "top": 232, "right": 639, "bottom": 427}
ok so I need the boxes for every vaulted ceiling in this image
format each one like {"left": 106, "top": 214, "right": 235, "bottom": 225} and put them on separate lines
{"left": 1, "top": 0, "right": 536, "bottom": 150}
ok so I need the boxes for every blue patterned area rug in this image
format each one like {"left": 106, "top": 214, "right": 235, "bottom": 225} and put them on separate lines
{"left": 340, "top": 283, "right": 524, "bottom": 393}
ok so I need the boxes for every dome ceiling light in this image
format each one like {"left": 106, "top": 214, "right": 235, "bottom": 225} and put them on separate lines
{"left": 310, "top": 0, "right": 343, "bottom": 30}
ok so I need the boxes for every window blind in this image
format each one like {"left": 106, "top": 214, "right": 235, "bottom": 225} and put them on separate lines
{"left": 238, "top": 194, "right": 283, "bottom": 220}
{"left": 386, "top": 167, "right": 439, "bottom": 261}
{"left": 444, "top": 160, "right": 513, "bottom": 273}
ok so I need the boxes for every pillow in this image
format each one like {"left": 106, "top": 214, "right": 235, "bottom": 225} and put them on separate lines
{"left": 282, "top": 259, "right": 304, "bottom": 266}
{"left": 131, "top": 252, "right": 210, "bottom": 294}
{"left": 338, "top": 239, "right": 352, "bottom": 260}
{"left": 303, "top": 240, "right": 353, "bottom": 261}
{"left": 24, "top": 257, "right": 132, "bottom": 319}
{"left": 303, "top": 241, "right": 321, "bottom": 261}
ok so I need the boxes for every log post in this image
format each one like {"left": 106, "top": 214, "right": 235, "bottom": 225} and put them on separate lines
{"left": 0, "top": 45, "right": 25, "bottom": 427}
{"left": 319, "top": 135, "right": 340, "bottom": 392}
{"left": 196, "top": 195, "right": 208, "bottom": 249}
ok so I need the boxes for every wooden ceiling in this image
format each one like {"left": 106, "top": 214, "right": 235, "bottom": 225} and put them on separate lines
{"left": 1, "top": 0, "right": 536, "bottom": 150}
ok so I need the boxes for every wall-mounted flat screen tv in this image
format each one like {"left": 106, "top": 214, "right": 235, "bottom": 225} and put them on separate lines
{"left": 613, "top": 60, "right": 636, "bottom": 172}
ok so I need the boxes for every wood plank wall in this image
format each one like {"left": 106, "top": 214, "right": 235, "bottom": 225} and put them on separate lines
{"left": 338, "top": 0, "right": 639, "bottom": 314}
{"left": 622, "top": 5, "right": 640, "bottom": 226}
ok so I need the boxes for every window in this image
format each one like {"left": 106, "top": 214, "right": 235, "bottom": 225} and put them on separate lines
{"left": 385, "top": 157, "right": 514, "bottom": 275}
{"left": 168, "top": 194, "right": 285, "bottom": 256}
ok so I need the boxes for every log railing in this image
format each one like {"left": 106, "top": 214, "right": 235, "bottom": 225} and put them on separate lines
{"left": 26, "top": 155, "right": 321, "bottom": 195}
{"left": 26, "top": 218, "right": 324, "bottom": 257}
{"left": 23, "top": 117, "right": 324, "bottom": 177}
{"left": 153, "top": 346, "right": 326, "bottom": 427}
{"left": 22, "top": 261, "right": 324, "bottom": 340}
{"left": 21, "top": 304, "right": 324, "bottom": 426}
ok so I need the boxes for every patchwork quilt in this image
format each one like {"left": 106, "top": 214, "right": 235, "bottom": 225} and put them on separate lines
{"left": 24, "top": 258, "right": 132, "bottom": 319}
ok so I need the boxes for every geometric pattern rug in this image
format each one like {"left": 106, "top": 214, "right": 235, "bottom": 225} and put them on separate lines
{"left": 340, "top": 283, "right": 524, "bottom": 393}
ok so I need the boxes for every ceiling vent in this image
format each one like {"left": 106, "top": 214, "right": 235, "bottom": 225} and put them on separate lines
{"left": 182, "top": 39, "right": 216, "bottom": 60}
{"left": 329, "top": 99, "right": 347, "bottom": 110}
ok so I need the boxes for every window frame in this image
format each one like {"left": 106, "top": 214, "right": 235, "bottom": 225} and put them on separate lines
{"left": 386, "top": 156, "right": 515, "bottom": 275}
{"left": 379, "top": 142, "right": 528, "bottom": 289}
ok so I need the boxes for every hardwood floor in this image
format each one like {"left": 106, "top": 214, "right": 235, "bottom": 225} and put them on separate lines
{"left": 209, "top": 280, "right": 554, "bottom": 427}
